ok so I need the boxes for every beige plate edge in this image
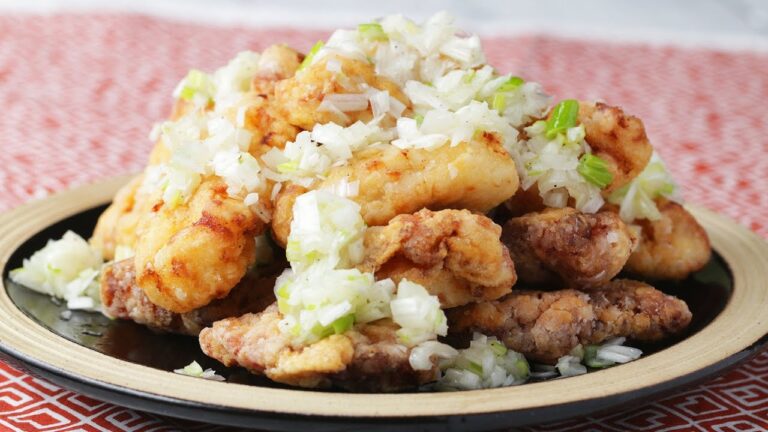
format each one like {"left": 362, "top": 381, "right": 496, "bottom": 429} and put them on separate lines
{"left": 0, "top": 176, "right": 766, "bottom": 418}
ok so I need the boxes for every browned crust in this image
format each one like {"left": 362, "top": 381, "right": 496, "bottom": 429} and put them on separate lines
{"left": 447, "top": 279, "right": 692, "bottom": 364}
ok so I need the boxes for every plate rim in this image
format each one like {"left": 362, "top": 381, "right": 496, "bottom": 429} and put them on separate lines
{"left": 0, "top": 176, "right": 767, "bottom": 423}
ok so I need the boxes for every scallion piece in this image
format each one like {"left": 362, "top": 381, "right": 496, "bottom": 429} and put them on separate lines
{"left": 331, "top": 314, "right": 355, "bottom": 334}
{"left": 468, "top": 361, "right": 483, "bottom": 376}
{"left": 358, "top": 23, "right": 388, "bottom": 41}
{"left": 490, "top": 341, "right": 507, "bottom": 356}
{"left": 546, "top": 99, "right": 579, "bottom": 139}
{"left": 514, "top": 359, "right": 530, "bottom": 378}
{"left": 178, "top": 69, "right": 215, "bottom": 102}
{"left": 492, "top": 93, "right": 506, "bottom": 112}
{"left": 498, "top": 76, "right": 525, "bottom": 92}
{"left": 414, "top": 113, "right": 424, "bottom": 126}
{"left": 298, "top": 41, "right": 324, "bottom": 71}
{"left": 577, "top": 153, "right": 614, "bottom": 189}
{"left": 584, "top": 345, "right": 615, "bottom": 368}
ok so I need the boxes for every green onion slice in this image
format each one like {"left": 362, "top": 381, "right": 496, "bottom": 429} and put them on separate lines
{"left": 178, "top": 69, "right": 214, "bottom": 102}
{"left": 577, "top": 153, "right": 614, "bottom": 189}
{"left": 490, "top": 341, "right": 507, "bottom": 356}
{"left": 298, "top": 41, "right": 325, "bottom": 71}
{"left": 492, "top": 93, "right": 506, "bottom": 112}
{"left": 358, "top": 23, "right": 388, "bottom": 41}
{"left": 331, "top": 314, "right": 355, "bottom": 334}
{"left": 468, "top": 361, "right": 483, "bottom": 376}
{"left": 498, "top": 76, "right": 525, "bottom": 92}
{"left": 584, "top": 345, "right": 615, "bottom": 368}
{"left": 546, "top": 99, "right": 579, "bottom": 139}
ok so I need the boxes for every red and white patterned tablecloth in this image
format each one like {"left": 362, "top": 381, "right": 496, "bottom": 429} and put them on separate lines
{"left": 0, "top": 13, "right": 766, "bottom": 432}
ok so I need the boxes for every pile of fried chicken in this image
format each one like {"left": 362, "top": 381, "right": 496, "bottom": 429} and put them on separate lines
{"left": 90, "top": 15, "right": 710, "bottom": 392}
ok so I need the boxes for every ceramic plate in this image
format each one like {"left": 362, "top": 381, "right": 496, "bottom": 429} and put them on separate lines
{"left": 0, "top": 176, "right": 766, "bottom": 431}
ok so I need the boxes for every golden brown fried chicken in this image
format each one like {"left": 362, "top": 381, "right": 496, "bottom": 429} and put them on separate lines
{"left": 199, "top": 304, "right": 437, "bottom": 391}
{"left": 359, "top": 209, "right": 516, "bottom": 308}
{"left": 578, "top": 101, "right": 653, "bottom": 194}
{"left": 502, "top": 208, "right": 636, "bottom": 288}
{"left": 91, "top": 175, "right": 149, "bottom": 260}
{"left": 624, "top": 200, "right": 711, "bottom": 280}
{"left": 134, "top": 178, "right": 265, "bottom": 313}
{"left": 272, "top": 133, "right": 520, "bottom": 245}
{"left": 447, "top": 279, "right": 691, "bottom": 364}
{"left": 101, "top": 259, "right": 276, "bottom": 335}
{"left": 273, "top": 55, "right": 409, "bottom": 129}
{"left": 251, "top": 44, "right": 303, "bottom": 95}
{"left": 91, "top": 44, "right": 303, "bottom": 261}
{"left": 505, "top": 102, "right": 654, "bottom": 216}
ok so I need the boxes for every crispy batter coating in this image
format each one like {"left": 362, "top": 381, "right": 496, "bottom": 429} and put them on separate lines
{"left": 272, "top": 134, "right": 520, "bottom": 245}
{"left": 624, "top": 200, "right": 711, "bottom": 280}
{"left": 134, "top": 178, "right": 264, "bottom": 313}
{"left": 97, "top": 44, "right": 306, "bottom": 313}
{"left": 447, "top": 279, "right": 691, "bottom": 364}
{"left": 101, "top": 259, "right": 276, "bottom": 335}
{"left": 502, "top": 208, "right": 636, "bottom": 288}
{"left": 359, "top": 209, "right": 516, "bottom": 308}
{"left": 578, "top": 101, "right": 653, "bottom": 194}
{"left": 199, "top": 304, "right": 437, "bottom": 391}
{"left": 251, "top": 44, "right": 303, "bottom": 95}
{"left": 273, "top": 55, "right": 408, "bottom": 130}
{"left": 91, "top": 175, "right": 148, "bottom": 260}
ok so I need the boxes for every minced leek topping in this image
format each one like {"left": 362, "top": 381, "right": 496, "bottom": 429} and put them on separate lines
{"left": 275, "top": 190, "right": 448, "bottom": 346}
{"left": 173, "top": 361, "right": 225, "bottom": 381}
{"left": 511, "top": 114, "right": 606, "bottom": 213}
{"left": 556, "top": 337, "right": 643, "bottom": 377}
{"left": 608, "top": 152, "right": 681, "bottom": 222}
{"left": 9, "top": 231, "right": 103, "bottom": 311}
{"left": 140, "top": 11, "right": 656, "bottom": 221}
{"left": 432, "top": 333, "right": 530, "bottom": 391}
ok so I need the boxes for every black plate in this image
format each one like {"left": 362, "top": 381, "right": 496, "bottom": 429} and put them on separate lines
{"left": 0, "top": 204, "right": 762, "bottom": 432}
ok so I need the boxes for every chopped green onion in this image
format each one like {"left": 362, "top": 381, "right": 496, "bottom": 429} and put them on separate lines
{"left": 492, "top": 93, "right": 506, "bottom": 112}
{"left": 463, "top": 70, "right": 476, "bottom": 84}
{"left": 277, "top": 161, "right": 299, "bottom": 173}
{"left": 414, "top": 113, "right": 424, "bottom": 126}
{"left": 358, "top": 23, "right": 388, "bottom": 41}
{"left": 468, "top": 361, "right": 483, "bottom": 376}
{"left": 298, "top": 41, "right": 324, "bottom": 71}
{"left": 584, "top": 345, "right": 615, "bottom": 368}
{"left": 178, "top": 69, "right": 215, "bottom": 102}
{"left": 311, "top": 323, "right": 334, "bottom": 339}
{"left": 514, "top": 359, "right": 530, "bottom": 378}
{"left": 490, "top": 341, "right": 507, "bottom": 356}
{"left": 546, "top": 99, "right": 579, "bottom": 139}
{"left": 331, "top": 314, "right": 355, "bottom": 334}
{"left": 577, "top": 154, "right": 614, "bottom": 189}
{"left": 498, "top": 76, "right": 525, "bottom": 92}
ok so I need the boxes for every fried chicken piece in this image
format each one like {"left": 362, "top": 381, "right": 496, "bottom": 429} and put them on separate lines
{"left": 91, "top": 45, "right": 302, "bottom": 261}
{"left": 578, "top": 101, "right": 653, "bottom": 194}
{"left": 199, "top": 304, "right": 437, "bottom": 391}
{"left": 91, "top": 175, "right": 149, "bottom": 260}
{"left": 134, "top": 178, "right": 265, "bottom": 313}
{"left": 101, "top": 259, "right": 277, "bottom": 335}
{"left": 502, "top": 208, "right": 636, "bottom": 288}
{"left": 251, "top": 44, "right": 303, "bottom": 95}
{"left": 447, "top": 279, "right": 691, "bottom": 364}
{"left": 272, "top": 133, "right": 520, "bottom": 245}
{"left": 624, "top": 200, "right": 711, "bottom": 280}
{"left": 359, "top": 209, "right": 516, "bottom": 308}
{"left": 273, "top": 55, "right": 409, "bottom": 130}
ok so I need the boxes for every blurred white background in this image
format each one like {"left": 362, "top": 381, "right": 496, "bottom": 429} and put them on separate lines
{"left": 3, "top": 0, "right": 768, "bottom": 50}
